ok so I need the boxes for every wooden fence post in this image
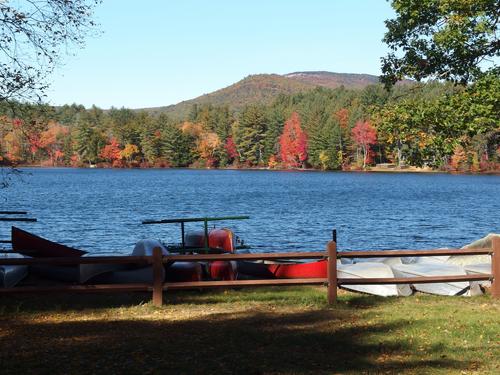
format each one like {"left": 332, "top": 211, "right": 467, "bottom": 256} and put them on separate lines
{"left": 327, "top": 240, "right": 337, "bottom": 304}
{"left": 491, "top": 237, "right": 500, "bottom": 299}
{"left": 152, "top": 247, "right": 164, "bottom": 306}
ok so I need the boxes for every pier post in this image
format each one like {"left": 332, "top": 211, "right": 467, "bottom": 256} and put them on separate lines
{"left": 327, "top": 240, "right": 337, "bottom": 304}
{"left": 152, "top": 247, "right": 164, "bottom": 306}
{"left": 491, "top": 237, "right": 500, "bottom": 299}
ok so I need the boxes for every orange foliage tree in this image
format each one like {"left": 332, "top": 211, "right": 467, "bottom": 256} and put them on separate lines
{"left": 279, "top": 112, "right": 308, "bottom": 168}
{"left": 450, "top": 145, "right": 467, "bottom": 171}
{"left": 100, "top": 138, "right": 122, "bottom": 165}
{"left": 120, "top": 143, "right": 139, "bottom": 164}
{"left": 196, "top": 132, "right": 220, "bottom": 167}
{"left": 335, "top": 108, "right": 349, "bottom": 129}
{"left": 38, "top": 122, "right": 69, "bottom": 165}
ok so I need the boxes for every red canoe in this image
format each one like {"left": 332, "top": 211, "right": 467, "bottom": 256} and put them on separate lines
{"left": 184, "top": 228, "right": 236, "bottom": 253}
{"left": 12, "top": 226, "right": 87, "bottom": 257}
{"left": 236, "top": 259, "right": 327, "bottom": 279}
{"left": 267, "top": 260, "right": 327, "bottom": 278}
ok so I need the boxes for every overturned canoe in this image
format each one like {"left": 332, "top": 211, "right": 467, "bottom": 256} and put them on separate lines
{"left": 267, "top": 260, "right": 327, "bottom": 279}
{"left": 391, "top": 263, "right": 482, "bottom": 296}
{"left": 338, "top": 262, "right": 412, "bottom": 297}
{"left": 0, "top": 253, "right": 28, "bottom": 288}
{"left": 11, "top": 226, "right": 86, "bottom": 283}
{"left": 236, "top": 260, "right": 276, "bottom": 279}
{"left": 464, "top": 263, "right": 491, "bottom": 288}
{"left": 184, "top": 228, "right": 236, "bottom": 253}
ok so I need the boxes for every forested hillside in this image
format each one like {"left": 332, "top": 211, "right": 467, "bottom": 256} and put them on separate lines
{"left": 142, "top": 72, "right": 386, "bottom": 119}
{"left": 0, "top": 72, "right": 498, "bottom": 172}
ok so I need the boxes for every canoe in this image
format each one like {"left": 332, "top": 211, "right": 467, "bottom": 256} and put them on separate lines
{"left": 209, "top": 261, "right": 236, "bottom": 281}
{"left": 338, "top": 262, "right": 412, "bottom": 297}
{"left": 131, "top": 239, "right": 169, "bottom": 256}
{"left": 446, "top": 233, "right": 498, "bottom": 266}
{"left": 267, "top": 259, "right": 327, "bottom": 278}
{"left": 184, "top": 228, "right": 235, "bottom": 253}
{"left": 166, "top": 262, "right": 203, "bottom": 282}
{"left": 236, "top": 259, "right": 410, "bottom": 297}
{"left": 91, "top": 265, "right": 165, "bottom": 284}
{"left": 12, "top": 226, "right": 87, "bottom": 257}
{"left": 391, "top": 263, "right": 482, "bottom": 296}
{"left": 464, "top": 263, "right": 491, "bottom": 288}
{"left": 236, "top": 260, "right": 276, "bottom": 279}
{"left": 343, "top": 256, "right": 403, "bottom": 267}
{"left": 90, "top": 262, "right": 203, "bottom": 284}
{"left": 79, "top": 255, "right": 129, "bottom": 284}
{"left": 11, "top": 226, "right": 86, "bottom": 282}
{"left": 0, "top": 253, "right": 28, "bottom": 288}
{"left": 81, "top": 240, "right": 169, "bottom": 284}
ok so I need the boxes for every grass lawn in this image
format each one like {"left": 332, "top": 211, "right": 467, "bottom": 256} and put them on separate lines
{"left": 0, "top": 287, "right": 498, "bottom": 374}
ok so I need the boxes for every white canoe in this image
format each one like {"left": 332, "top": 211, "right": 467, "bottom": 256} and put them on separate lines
{"left": 345, "top": 256, "right": 403, "bottom": 267}
{"left": 338, "top": 262, "right": 412, "bottom": 297}
{"left": 464, "top": 263, "right": 491, "bottom": 288}
{"left": 445, "top": 233, "right": 498, "bottom": 266}
{"left": 80, "top": 239, "right": 169, "bottom": 284}
{"left": 391, "top": 263, "right": 482, "bottom": 296}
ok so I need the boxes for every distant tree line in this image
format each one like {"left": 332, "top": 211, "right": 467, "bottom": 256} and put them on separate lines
{"left": 0, "top": 73, "right": 498, "bottom": 172}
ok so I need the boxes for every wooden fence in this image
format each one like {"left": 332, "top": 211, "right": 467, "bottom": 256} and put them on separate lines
{"left": 0, "top": 237, "right": 498, "bottom": 306}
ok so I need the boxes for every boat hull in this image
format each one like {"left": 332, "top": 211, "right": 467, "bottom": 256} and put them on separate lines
{"left": 12, "top": 226, "right": 87, "bottom": 257}
{"left": 391, "top": 263, "right": 482, "bottom": 296}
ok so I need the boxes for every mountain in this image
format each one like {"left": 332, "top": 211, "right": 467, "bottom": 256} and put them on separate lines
{"left": 142, "top": 71, "right": 383, "bottom": 119}
{"left": 285, "top": 71, "right": 381, "bottom": 89}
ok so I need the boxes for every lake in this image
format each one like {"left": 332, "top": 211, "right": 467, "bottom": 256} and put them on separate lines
{"left": 1, "top": 168, "right": 499, "bottom": 254}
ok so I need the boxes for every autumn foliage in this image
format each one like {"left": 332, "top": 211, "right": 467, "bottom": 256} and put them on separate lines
{"left": 351, "top": 120, "right": 377, "bottom": 168}
{"left": 335, "top": 108, "right": 349, "bottom": 129}
{"left": 100, "top": 138, "right": 122, "bottom": 163}
{"left": 224, "top": 137, "right": 238, "bottom": 162}
{"left": 279, "top": 112, "right": 308, "bottom": 168}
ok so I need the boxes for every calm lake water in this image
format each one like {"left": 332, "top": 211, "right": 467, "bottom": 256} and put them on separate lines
{"left": 1, "top": 168, "right": 499, "bottom": 254}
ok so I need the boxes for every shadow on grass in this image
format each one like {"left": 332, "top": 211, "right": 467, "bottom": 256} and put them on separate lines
{"left": 0, "top": 305, "right": 468, "bottom": 374}
{"left": 0, "top": 287, "right": 392, "bottom": 314}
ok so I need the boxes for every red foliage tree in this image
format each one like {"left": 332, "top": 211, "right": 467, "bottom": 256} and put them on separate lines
{"left": 224, "top": 137, "right": 238, "bottom": 161}
{"left": 100, "top": 138, "right": 122, "bottom": 163}
{"left": 351, "top": 120, "right": 377, "bottom": 168}
{"left": 279, "top": 112, "right": 308, "bottom": 168}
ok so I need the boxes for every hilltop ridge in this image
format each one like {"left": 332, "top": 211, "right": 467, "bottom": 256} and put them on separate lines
{"left": 142, "top": 71, "right": 384, "bottom": 118}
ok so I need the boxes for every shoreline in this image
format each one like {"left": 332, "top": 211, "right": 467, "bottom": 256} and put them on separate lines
{"left": 8, "top": 164, "right": 500, "bottom": 175}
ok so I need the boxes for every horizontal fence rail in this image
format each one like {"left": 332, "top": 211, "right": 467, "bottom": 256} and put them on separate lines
{"left": 338, "top": 275, "right": 491, "bottom": 285}
{"left": 337, "top": 248, "right": 493, "bottom": 258}
{"left": 0, "top": 237, "right": 498, "bottom": 305}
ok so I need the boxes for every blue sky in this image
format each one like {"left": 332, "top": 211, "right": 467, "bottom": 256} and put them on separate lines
{"left": 47, "top": 0, "right": 395, "bottom": 109}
